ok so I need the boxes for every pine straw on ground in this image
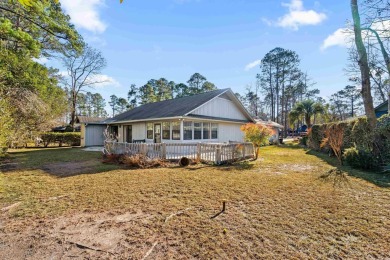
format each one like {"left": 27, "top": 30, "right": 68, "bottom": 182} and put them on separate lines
{"left": 1, "top": 146, "right": 390, "bottom": 259}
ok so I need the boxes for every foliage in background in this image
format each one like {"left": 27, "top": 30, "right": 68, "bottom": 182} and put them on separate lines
{"left": 289, "top": 99, "right": 325, "bottom": 128}
{"left": 0, "top": 0, "right": 82, "bottom": 147}
{"left": 240, "top": 123, "right": 271, "bottom": 160}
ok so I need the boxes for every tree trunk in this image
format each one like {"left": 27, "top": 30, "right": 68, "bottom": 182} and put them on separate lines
{"left": 351, "top": 0, "right": 377, "bottom": 129}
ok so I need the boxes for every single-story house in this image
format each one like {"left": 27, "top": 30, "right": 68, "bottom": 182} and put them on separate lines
{"left": 83, "top": 88, "right": 254, "bottom": 146}
{"left": 78, "top": 116, "right": 109, "bottom": 147}
{"left": 375, "top": 100, "right": 389, "bottom": 118}
{"left": 255, "top": 119, "right": 284, "bottom": 144}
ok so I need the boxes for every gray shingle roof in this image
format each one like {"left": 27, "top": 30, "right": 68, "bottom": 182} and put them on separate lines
{"left": 110, "top": 88, "right": 229, "bottom": 122}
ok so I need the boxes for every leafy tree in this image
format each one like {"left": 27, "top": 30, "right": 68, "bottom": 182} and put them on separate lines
{"left": 91, "top": 93, "right": 108, "bottom": 117}
{"left": 289, "top": 100, "right": 324, "bottom": 128}
{"left": 61, "top": 45, "right": 107, "bottom": 129}
{"left": 257, "top": 47, "right": 316, "bottom": 131}
{"left": 187, "top": 73, "right": 207, "bottom": 94}
{"left": 240, "top": 123, "right": 271, "bottom": 160}
{"left": 109, "top": 95, "right": 119, "bottom": 116}
{"left": 117, "top": 97, "right": 129, "bottom": 114}
{"left": 127, "top": 84, "right": 138, "bottom": 110}
{"left": 174, "top": 83, "right": 190, "bottom": 98}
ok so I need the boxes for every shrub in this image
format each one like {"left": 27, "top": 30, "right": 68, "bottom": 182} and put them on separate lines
{"left": 321, "top": 123, "right": 345, "bottom": 165}
{"left": 351, "top": 117, "right": 372, "bottom": 150}
{"left": 377, "top": 114, "right": 390, "bottom": 139}
{"left": 307, "top": 124, "right": 322, "bottom": 150}
{"left": 343, "top": 146, "right": 377, "bottom": 170}
{"left": 40, "top": 132, "right": 81, "bottom": 147}
{"left": 121, "top": 154, "right": 168, "bottom": 168}
{"left": 240, "top": 123, "right": 272, "bottom": 159}
{"left": 300, "top": 136, "right": 308, "bottom": 146}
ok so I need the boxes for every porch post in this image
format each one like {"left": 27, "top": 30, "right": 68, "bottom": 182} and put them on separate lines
{"left": 180, "top": 119, "right": 184, "bottom": 141}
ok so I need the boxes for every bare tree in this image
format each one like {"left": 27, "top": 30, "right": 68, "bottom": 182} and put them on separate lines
{"left": 351, "top": 0, "right": 377, "bottom": 129}
{"left": 62, "top": 45, "right": 107, "bottom": 130}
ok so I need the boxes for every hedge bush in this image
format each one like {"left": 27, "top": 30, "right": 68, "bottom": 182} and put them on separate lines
{"left": 40, "top": 132, "right": 81, "bottom": 147}
{"left": 308, "top": 115, "right": 390, "bottom": 170}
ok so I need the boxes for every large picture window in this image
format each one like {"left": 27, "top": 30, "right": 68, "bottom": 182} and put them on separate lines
{"left": 211, "top": 123, "right": 218, "bottom": 139}
{"left": 203, "top": 122, "right": 210, "bottom": 139}
{"left": 146, "top": 123, "right": 153, "bottom": 139}
{"left": 162, "top": 122, "right": 170, "bottom": 139}
{"left": 194, "top": 122, "right": 202, "bottom": 140}
{"left": 184, "top": 121, "right": 192, "bottom": 140}
{"left": 172, "top": 122, "right": 180, "bottom": 140}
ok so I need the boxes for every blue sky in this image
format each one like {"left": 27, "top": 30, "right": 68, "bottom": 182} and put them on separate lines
{"left": 49, "top": 0, "right": 354, "bottom": 111}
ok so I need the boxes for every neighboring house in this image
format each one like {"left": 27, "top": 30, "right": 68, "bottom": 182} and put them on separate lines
{"left": 77, "top": 116, "right": 109, "bottom": 147}
{"left": 96, "top": 88, "right": 254, "bottom": 146}
{"left": 255, "top": 119, "right": 284, "bottom": 143}
{"left": 375, "top": 100, "right": 389, "bottom": 118}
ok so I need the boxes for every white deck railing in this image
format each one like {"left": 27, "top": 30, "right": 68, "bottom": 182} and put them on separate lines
{"left": 104, "top": 141, "right": 254, "bottom": 164}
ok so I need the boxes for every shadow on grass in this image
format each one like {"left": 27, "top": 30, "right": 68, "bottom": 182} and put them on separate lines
{"left": 2, "top": 147, "right": 121, "bottom": 178}
{"left": 306, "top": 150, "right": 390, "bottom": 188}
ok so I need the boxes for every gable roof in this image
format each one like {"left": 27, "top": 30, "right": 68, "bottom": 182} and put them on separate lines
{"left": 110, "top": 88, "right": 253, "bottom": 123}
{"left": 76, "top": 116, "right": 108, "bottom": 124}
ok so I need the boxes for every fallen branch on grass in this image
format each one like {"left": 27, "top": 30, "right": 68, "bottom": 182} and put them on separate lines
{"left": 164, "top": 207, "right": 193, "bottom": 223}
{"left": 141, "top": 241, "right": 158, "bottom": 260}
{"left": 1, "top": 202, "right": 21, "bottom": 212}
{"left": 67, "top": 240, "right": 115, "bottom": 255}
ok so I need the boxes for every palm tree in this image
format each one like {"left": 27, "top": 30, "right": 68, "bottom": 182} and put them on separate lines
{"left": 289, "top": 100, "right": 324, "bottom": 128}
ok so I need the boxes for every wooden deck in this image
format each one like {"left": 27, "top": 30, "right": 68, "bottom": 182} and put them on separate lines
{"left": 104, "top": 141, "right": 254, "bottom": 164}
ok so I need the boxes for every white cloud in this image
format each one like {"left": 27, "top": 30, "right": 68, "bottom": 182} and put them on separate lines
{"left": 245, "top": 59, "right": 261, "bottom": 71}
{"left": 86, "top": 74, "right": 120, "bottom": 88}
{"left": 60, "top": 0, "right": 107, "bottom": 33}
{"left": 321, "top": 28, "right": 353, "bottom": 50}
{"left": 274, "top": 0, "right": 327, "bottom": 30}
{"left": 60, "top": 72, "right": 120, "bottom": 88}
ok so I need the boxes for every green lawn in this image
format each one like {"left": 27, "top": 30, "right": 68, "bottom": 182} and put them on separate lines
{"left": 1, "top": 146, "right": 390, "bottom": 259}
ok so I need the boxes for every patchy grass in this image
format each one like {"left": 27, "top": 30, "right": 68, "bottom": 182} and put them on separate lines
{"left": 1, "top": 146, "right": 390, "bottom": 259}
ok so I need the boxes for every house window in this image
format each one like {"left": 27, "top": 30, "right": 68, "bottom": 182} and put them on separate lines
{"left": 203, "top": 122, "right": 210, "bottom": 139}
{"left": 162, "top": 122, "right": 170, "bottom": 140}
{"left": 211, "top": 123, "right": 218, "bottom": 139}
{"left": 184, "top": 121, "right": 192, "bottom": 140}
{"left": 194, "top": 122, "right": 202, "bottom": 140}
{"left": 146, "top": 123, "right": 153, "bottom": 139}
{"left": 110, "top": 126, "right": 119, "bottom": 138}
{"left": 172, "top": 122, "right": 180, "bottom": 140}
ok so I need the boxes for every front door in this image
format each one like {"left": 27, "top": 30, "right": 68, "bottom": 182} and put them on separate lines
{"left": 126, "top": 125, "right": 132, "bottom": 143}
{"left": 154, "top": 124, "right": 161, "bottom": 143}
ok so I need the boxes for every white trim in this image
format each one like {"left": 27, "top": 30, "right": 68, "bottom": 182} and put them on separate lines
{"left": 110, "top": 116, "right": 184, "bottom": 125}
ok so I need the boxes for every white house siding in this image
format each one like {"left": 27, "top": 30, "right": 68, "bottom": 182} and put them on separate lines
{"left": 218, "top": 122, "right": 245, "bottom": 143}
{"left": 191, "top": 97, "right": 247, "bottom": 121}
{"left": 119, "top": 123, "right": 146, "bottom": 142}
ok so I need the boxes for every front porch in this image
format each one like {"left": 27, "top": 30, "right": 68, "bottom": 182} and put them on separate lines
{"left": 104, "top": 141, "right": 254, "bottom": 164}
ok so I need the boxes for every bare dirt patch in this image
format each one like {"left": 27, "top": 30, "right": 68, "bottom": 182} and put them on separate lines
{"left": 1, "top": 210, "right": 158, "bottom": 259}
{"left": 41, "top": 160, "right": 103, "bottom": 177}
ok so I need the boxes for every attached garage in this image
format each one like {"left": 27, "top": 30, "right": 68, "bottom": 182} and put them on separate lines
{"left": 76, "top": 116, "right": 109, "bottom": 147}
{"left": 82, "top": 124, "right": 106, "bottom": 147}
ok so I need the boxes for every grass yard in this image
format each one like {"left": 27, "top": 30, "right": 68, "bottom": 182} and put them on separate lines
{"left": 1, "top": 145, "right": 390, "bottom": 259}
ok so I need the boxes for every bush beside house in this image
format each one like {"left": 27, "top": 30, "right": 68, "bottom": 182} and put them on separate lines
{"left": 40, "top": 132, "right": 81, "bottom": 147}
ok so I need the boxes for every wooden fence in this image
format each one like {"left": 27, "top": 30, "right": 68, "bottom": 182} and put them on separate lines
{"left": 104, "top": 141, "right": 254, "bottom": 164}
